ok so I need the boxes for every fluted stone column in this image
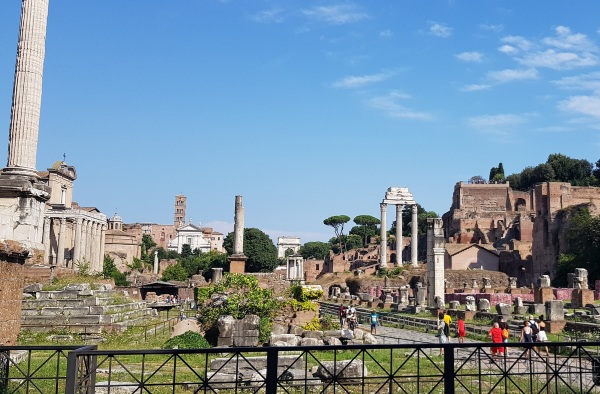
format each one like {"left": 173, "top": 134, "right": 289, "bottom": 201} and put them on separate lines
{"left": 380, "top": 203, "right": 387, "bottom": 268}
{"left": 233, "top": 196, "right": 244, "bottom": 255}
{"left": 91, "top": 222, "right": 98, "bottom": 269}
{"left": 97, "top": 224, "right": 106, "bottom": 273}
{"left": 395, "top": 205, "right": 403, "bottom": 266}
{"left": 56, "top": 218, "right": 66, "bottom": 266}
{"left": 411, "top": 205, "right": 418, "bottom": 266}
{"left": 85, "top": 220, "right": 92, "bottom": 261}
{"left": 4, "top": 0, "right": 50, "bottom": 177}
{"left": 153, "top": 250, "right": 159, "bottom": 274}
{"left": 43, "top": 217, "right": 51, "bottom": 263}
{"left": 73, "top": 218, "right": 82, "bottom": 263}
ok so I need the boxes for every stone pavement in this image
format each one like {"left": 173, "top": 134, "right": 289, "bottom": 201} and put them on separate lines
{"left": 354, "top": 322, "right": 479, "bottom": 345}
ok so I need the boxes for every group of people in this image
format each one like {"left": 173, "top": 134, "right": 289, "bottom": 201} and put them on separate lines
{"left": 436, "top": 310, "right": 467, "bottom": 355}
{"left": 337, "top": 304, "right": 381, "bottom": 334}
{"left": 487, "top": 314, "right": 550, "bottom": 360}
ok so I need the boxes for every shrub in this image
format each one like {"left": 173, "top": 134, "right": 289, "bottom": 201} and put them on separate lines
{"left": 163, "top": 331, "right": 211, "bottom": 349}
{"left": 302, "top": 318, "right": 321, "bottom": 331}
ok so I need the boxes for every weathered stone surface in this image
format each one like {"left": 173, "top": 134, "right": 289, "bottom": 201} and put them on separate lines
{"left": 323, "top": 330, "right": 343, "bottom": 338}
{"left": 363, "top": 333, "right": 377, "bottom": 344}
{"left": 210, "top": 355, "right": 302, "bottom": 373}
{"left": 271, "top": 323, "right": 287, "bottom": 335}
{"left": 449, "top": 300, "right": 460, "bottom": 310}
{"left": 302, "top": 330, "right": 323, "bottom": 339}
{"left": 95, "top": 381, "right": 138, "bottom": 394}
{"left": 171, "top": 320, "right": 202, "bottom": 338}
{"left": 289, "top": 326, "right": 304, "bottom": 336}
{"left": 323, "top": 336, "right": 342, "bottom": 345}
{"left": 300, "top": 337, "right": 324, "bottom": 346}
{"left": 217, "top": 315, "right": 236, "bottom": 338}
{"left": 65, "top": 283, "right": 91, "bottom": 292}
{"left": 545, "top": 300, "right": 565, "bottom": 321}
{"left": 495, "top": 303, "right": 511, "bottom": 316}
{"left": 314, "top": 360, "right": 367, "bottom": 382}
{"left": 23, "top": 283, "right": 43, "bottom": 293}
{"left": 477, "top": 298, "right": 490, "bottom": 312}
{"left": 233, "top": 330, "right": 258, "bottom": 347}
{"left": 270, "top": 334, "right": 300, "bottom": 346}
{"left": 279, "top": 368, "right": 309, "bottom": 381}
{"left": 465, "top": 296, "right": 476, "bottom": 311}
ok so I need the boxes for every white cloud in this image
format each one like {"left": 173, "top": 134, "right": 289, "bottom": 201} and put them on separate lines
{"left": 302, "top": 4, "right": 369, "bottom": 25}
{"left": 498, "top": 45, "right": 517, "bottom": 55}
{"left": 558, "top": 95, "right": 600, "bottom": 119}
{"left": 461, "top": 84, "right": 491, "bottom": 92}
{"left": 367, "top": 92, "right": 433, "bottom": 120}
{"left": 331, "top": 72, "right": 391, "bottom": 89}
{"left": 468, "top": 114, "right": 526, "bottom": 128}
{"left": 553, "top": 72, "right": 600, "bottom": 93}
{"left": 250, "top": 8, "right": 285, "bottom": 23}
{"left": 479, "top": 23, "right": 504, "bottom": 33}
{"left": 487, "top": 68, "right": 538, "bottom": 83}
{"left": 501, "top": 27, "right": 599, "bottom": 70}
{"left": 501, "top": 35, "right": 534, "bottom": 51}
{"left": 456, "top": 51, "right": 484, "bottom": 62}
{"left": 428, "top": 22, "right": 453, "bottom": 38}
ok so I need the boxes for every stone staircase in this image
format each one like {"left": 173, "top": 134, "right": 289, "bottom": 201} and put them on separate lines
{"left": 21, "top": 283, "right": 158, "bottom": 334}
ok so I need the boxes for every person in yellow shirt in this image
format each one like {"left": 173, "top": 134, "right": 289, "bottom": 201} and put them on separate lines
{"left": 443, "top": 310, "right": 452, "bottom": 342}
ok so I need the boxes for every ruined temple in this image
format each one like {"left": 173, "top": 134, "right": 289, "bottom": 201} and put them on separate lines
{"left": 443, "top": 181, "right": 600, "bottom": 285}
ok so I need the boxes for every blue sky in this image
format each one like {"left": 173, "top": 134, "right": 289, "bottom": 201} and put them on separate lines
{"left": 1, "top": 1, "right": 599, "bottom": 243}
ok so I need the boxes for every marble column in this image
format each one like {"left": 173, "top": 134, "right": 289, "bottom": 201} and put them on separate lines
{"left": 4, "top": 0, "right": 50, "bottom": 177}
{"left": 380, "top": 203, "right": 387, "bottom": 268}
{"left": 411, "top": 204, "right": 418, "bottom": 266}
{"left": 153, "top": 250, "right": 159, "bottom": 274}
{"left": 56, "top": 218, "right": 66, "bottom": 266}
{"left": 98, "top": 224, "right": 106, "bottom": 273}
{"left": 85, "top": 220, "right": 93, "bottom": 261}
{"left": 43, "top": 217, "right": 51, "bottom": 264}
{"left": 233, "top": 195, "right": 244, "bottom": 254}
{"left": 395, "top": 204, "right": 403, "bottom": 266}
{"left": 73, "top": 218, "right": 82, "bottom": 263}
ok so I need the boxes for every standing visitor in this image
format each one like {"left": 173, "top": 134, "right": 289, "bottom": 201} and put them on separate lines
{"left": 457, "top": 317, "right": 466, "bottom": 343}
{"left": 488, "top": 322, "right": 504, "bottom": 359}
{"left": 370, "top": 309, "right": 379, "bottom": 334}
{"left": 338, "top": 304, "right": 346, "bottom": 328}
{"left": 437, "top": 312, "right": 447, "bottom": 356}
{"left": 443, "top": 310, "right": 452, "bottom": 342}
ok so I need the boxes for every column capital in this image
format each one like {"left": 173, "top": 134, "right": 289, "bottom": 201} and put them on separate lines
{"left": 411, "top": 204, "right": 418, "bottom": 213}
{"left": 380, "top": 202, "right": 387, "bottom": 211}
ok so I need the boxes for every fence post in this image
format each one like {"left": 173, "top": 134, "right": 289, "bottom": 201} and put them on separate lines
{"left": 265, "top": 347, "right": 279, "bottom": 393}
{"left": 444, "top": 344, "right": 455, "bottom": 394}
{"left": 65, "top": 349, "right": 78, "bottom": 394}
{"left": 0, "top": 349, "right": 9, "bottom": 392}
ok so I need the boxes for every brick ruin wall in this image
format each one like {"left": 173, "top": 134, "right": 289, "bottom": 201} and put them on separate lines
{"left": 0, "top": 261, "right": 24, "bottom": 345}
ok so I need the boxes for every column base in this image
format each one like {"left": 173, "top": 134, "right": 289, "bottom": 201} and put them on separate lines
{"left": 228, "top": 254, "right": 247, "bottom": 274}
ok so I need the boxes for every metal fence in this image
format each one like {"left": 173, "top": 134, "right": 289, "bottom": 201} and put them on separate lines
{"left": 3, "top": 342, "right": 600, "bottom": 393}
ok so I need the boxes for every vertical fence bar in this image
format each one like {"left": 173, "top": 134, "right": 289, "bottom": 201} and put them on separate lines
{"left": 265, "top": 347, "right": 279, "bottom": 393}
{"left": 65, "top": 349, "right": 79, "bottom": 394}
{"left": 444, "top": 344, "right": 455, "bottom": 394}
{"left": 0, "top": 349, "right": 8, "bottom": 392}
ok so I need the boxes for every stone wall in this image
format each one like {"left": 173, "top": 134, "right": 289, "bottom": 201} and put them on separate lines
{"left": 0, "top": 260, "right": 25, "bottom": 345}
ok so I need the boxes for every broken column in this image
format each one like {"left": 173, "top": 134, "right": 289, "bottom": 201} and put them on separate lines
{"left": 228, "top": 195, "right": 247, "bottom": 273}
{"left": 211, "top": 267, "right": 223, "bottom": 284}
{"left": 534, "top": 275, "right": 554, "bottom": 304}
{"left": 0, "top": 0, "right": 52, "bottom": 345}
{"left": 426, "top": 218, "right": 445, "bottom": 307}
{"left": 571, "top": 268, "right": 593, "bottom": 308}
{"left": 545, "top": 300, "right": 566, "bottom": 334}
{"left": 153, "top": 250, "right": 159, "bottom": 274}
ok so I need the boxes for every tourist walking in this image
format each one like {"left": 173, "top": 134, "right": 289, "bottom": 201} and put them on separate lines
{"left": 520, "top": 320, "right": 534, "bottom": 363}
{"left": 437, "top": 312, "right": 447, "bottom": 356}
{"left": 457, "top": 317, "right": 466, "bottom": 343}
{"left": 537, "top": 315, "right": 550, "bottom": 357}
{"left": 498, "top": 316, "right": 510, "bottom": 355}
{"left": 488, "top": 322, "right": 504, "bottom": 359}
{"left": 443, "top": 310, "right": 452, "bottom": 342}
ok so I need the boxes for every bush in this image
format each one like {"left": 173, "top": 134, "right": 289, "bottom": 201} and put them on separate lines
{"left": 290, "top": 284, "right": 324, "bottom": 302}
{"left": 302, "top": 318, "right": 321, "bottom": 331}
{"left": 163, "top": 331, "right": 211, "bottom": 349}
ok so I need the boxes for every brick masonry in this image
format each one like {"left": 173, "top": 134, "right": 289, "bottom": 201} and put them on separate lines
{"left": 0, "top": 260, "right": 25, "bottom": 345}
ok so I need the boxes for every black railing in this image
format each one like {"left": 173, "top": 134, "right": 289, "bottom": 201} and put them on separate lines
{"left": 4, "top": 342, "right": 600, "bottom": 393}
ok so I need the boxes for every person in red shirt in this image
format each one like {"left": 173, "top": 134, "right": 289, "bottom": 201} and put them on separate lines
{"left": 488, "top": 322, "right": 504, "bottom": 359}
{"left": 457, "top": 317, "right": 466, "bottom": 343}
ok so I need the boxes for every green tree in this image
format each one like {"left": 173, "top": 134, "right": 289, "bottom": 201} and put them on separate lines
{"left": 555, "top": 207, "right": 600, "bottom": 285}
{"left": 323, "top": 215, "right": 350, "bottom": 253}
{"left": 352, "top": 215, "right": 381, "bottom": 246}
{"left": 140, "top": 234, "right": 156, "bottom": 259}
{"left": 298, "top": 241, "right": 330, "bottom": 260}
{"left": 223, "top": 228, "right": 278, "bottom": 272}
{"left": 489, "top": 162, "right": 505, "bottom": 183}
{"left": 547, "top": 153, "right": 592, "bottom": 183}
{"left": 593, "top": 159, "right": 600, "bottom": 182}
{"left": 389, "top": 204, "right": 438, "bottom": 236}
{"left": 161, "top": 263, "right": 189, "bottom": 281}
{"left": 181, "top": 244, "right": 192, "bottom": 258}
{"left": 345, "top": 234, "right": 363, "bottom": 251}
{"left": 102, "top": 255, "right": 129, "bottom": 286}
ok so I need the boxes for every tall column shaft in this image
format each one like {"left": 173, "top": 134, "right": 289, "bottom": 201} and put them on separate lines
{"left": 5, "top": 0, "right": 50, "bottom": 175}
{"left": 43, "top": 217, "right": 51, "bottom": 263}
{"left": 73, "top": 218, "right": 82, "bottom": 263}
{"left": 380, "top": 203, "right": 387, "bottom": 268}
{"left": 411, "top": 205, "right": 418, "bottom": 266}
{"left": 233, "top": 195, "right": 244, "bottom": 255}
{"left": 56, "top": 218, "right": 66, "bottom": 266}
{"left": 97, "top": 224, "right": 105, "bottom": 273}
{"left": 395, "top": 205, "right": 403, "bottom": 266}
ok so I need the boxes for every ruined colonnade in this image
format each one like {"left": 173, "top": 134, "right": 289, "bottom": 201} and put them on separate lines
{"left": 380, "top": 187, "right": 418, "bottom": 268}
